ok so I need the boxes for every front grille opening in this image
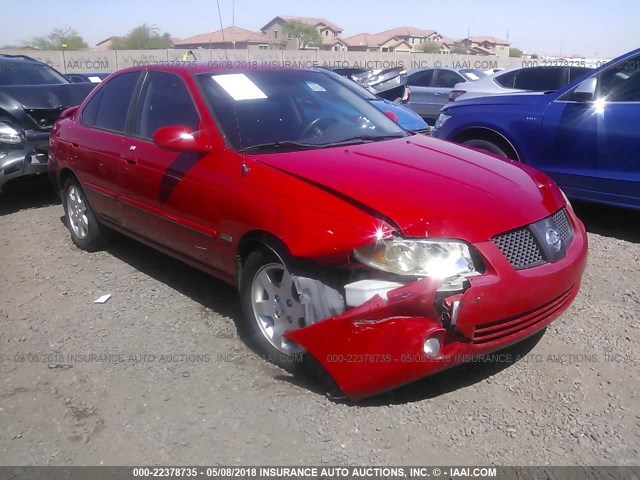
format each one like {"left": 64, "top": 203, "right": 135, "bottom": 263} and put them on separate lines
{"left": 493, "top": 227, "right": 545, "bottom": 270}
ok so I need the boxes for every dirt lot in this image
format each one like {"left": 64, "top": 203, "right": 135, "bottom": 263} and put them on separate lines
{"left": 1, "top": 181, "right": 639, "bottom": 466}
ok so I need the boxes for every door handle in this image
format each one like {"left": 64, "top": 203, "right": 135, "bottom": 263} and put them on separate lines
{"left": 121, "top": 155, "right": 137, "bottom": 165}
{"left": 70, "top": 140, "right": 79, "bottom": 148}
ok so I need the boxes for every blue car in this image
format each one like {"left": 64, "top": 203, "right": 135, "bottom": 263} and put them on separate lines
{"left": 432, "top": 48, "right": 640, "bottom": 209}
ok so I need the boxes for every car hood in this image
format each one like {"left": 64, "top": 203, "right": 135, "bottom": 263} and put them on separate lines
{"left": 0, "top": 83, "right": 96, "bottom": 129}
{"left": 371, "top": 99, "right": 429, "bottom": 132}
{"left": 249, "top": 135, "right": 565, "bottom": 243}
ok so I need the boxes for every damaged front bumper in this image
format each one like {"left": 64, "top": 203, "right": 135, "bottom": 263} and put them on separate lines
{"left": 286, "top": 215, "right": 588, "bottom": 400}
{"left": 0, "top": 131, "right": 50, "bottom": 192}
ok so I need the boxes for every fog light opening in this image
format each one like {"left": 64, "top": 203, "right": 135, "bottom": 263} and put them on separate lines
{"left": 423, "top": 336, "right": 441, "bottom": 358}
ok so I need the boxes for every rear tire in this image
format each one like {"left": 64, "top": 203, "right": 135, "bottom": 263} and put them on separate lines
{"left": 239, "top": 248, "right": 307, "bottom": 371}
{"left": 63, "top": 178, "right": 110, "bottom": 251}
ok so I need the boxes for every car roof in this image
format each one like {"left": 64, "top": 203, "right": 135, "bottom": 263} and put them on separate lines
{"left": 0, "top": 54, "right": 46, "bottom": 65}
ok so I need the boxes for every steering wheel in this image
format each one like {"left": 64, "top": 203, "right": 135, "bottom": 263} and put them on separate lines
{"left": 300, "top": 116, "right": 338, "bottom": 139}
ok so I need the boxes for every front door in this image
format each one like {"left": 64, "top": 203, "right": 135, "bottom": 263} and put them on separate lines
{"left": 119, "top": 71, "right": 224, "bottom": 270}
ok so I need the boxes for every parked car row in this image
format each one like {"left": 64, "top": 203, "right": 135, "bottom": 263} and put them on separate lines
{"left": 432, "top": 48, "right": 640, "bottom": 210}
{"left": 7, "top": 48, "right": 638, "bottom": 400}
{"left": 402, "top": 65, "right": 597, "bottom": 121}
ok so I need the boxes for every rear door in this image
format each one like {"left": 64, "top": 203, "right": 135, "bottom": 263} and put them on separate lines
{"left": 73, "top": 71, "right": 142, "bottom": 225}
{"left": 539, "top": 53, "right": 640, "bottom": 207}
{"left": 428, "top": 69, "right": 466, "bottom": 118}
{"left": 119, "top": 71, "right": 224, "bottom": 269}
{"left": 406, "top": 69, "right": 435, "bottom": 118}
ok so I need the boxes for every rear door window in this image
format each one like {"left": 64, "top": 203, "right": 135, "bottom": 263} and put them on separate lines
{"left": 494, "top": 70, "right": 518, "bottom": 88}
{"left": 513, "top": 68, "right": 562, "bottom": 91}
{"left": 434, "top": 70, "right": 464, "bottom": 88}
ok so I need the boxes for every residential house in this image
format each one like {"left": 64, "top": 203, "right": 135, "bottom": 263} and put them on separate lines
{"left": 438, "top": 36, "right": 457, "bottom": 54}
{"left": 260, "top": 16, "right": 343, "bottom": 50}
{"left": 343, "top": 26, "right": 442, "bottom": 53}
{"left": 173, "top": 27, "right": 278, "bottom": 51}
{"left": 460, "top": 36, "right": 510, "bottom": 57}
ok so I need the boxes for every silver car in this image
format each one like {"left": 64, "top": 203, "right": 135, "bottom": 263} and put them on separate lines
{"left": 405, "top": 67, "right": 486, "bottom": 121}
{"left": 449, "top": 65, "right": 594, "bottom": 102}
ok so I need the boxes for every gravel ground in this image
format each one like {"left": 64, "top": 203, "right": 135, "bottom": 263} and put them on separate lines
{"left": 1, "top": 182, "right": 639, "bottom": 466}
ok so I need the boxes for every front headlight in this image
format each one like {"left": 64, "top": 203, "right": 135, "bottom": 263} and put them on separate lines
{"left": 0, "top": 121, "right": 22, "bottom": 145}
{"left": 353, "top": 238, "right": 476, "bottom": 278}
{"left": 560, "top": 188, "right": 573, "bottom": 208}
{"left": 434, "top": 113, "right": 451, "bottom": 130}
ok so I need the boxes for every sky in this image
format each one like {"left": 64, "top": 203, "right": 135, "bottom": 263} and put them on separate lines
{"left": 3, "top": 0, "right": 638, "bottom": 58}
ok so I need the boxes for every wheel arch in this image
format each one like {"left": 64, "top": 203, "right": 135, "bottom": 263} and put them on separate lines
{"left": 236, "top": 230, "right": 294, "bottom": 289}
{"left": 58, "top": 167, "right": 80, "bottom": 192}
{"left": 451, "top": 126, "right": 520, "bottom": 161}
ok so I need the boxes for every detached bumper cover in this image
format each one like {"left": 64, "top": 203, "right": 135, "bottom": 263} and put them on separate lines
{"left": 286, "top": 211, "right": 588, "bottom": 400}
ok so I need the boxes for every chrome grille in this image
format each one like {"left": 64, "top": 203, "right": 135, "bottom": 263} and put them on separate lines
{"left": 493, "top": 227, "right": 544, "bottom": 269}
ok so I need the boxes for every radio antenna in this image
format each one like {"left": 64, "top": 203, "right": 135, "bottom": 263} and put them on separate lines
{"left": 216, "top": 0, "right": 229, "bottom": 60}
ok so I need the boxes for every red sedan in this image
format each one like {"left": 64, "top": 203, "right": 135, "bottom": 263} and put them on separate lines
{"left": 48, "top": 65, "right": 588, "bottom": 400}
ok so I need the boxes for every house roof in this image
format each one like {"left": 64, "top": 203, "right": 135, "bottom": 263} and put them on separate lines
{"left": 322, "top": 37, "right": 346, "bottom": 46}
{"left": 386, "top": 39, "right": 413, "bottom": 50}
{"left": 261, "top": 16, "right": 343, "bottom": 33}
{"left": 96, "top": 36, "right": 118, "bottom": 46}
{"left": 467, "top": 36, "right": 509, "bottom": 46}
{"left": 439, "top": 36, "right": 457, "bottom": 46}
{"left": 341, "top": 33, "right": 381, "bottom": 48}
{"left": 343, "top": 27, "right": 439, "bottom": 49}
{"left": 174, "top": 27, "right": 277, "bottom": 46}
{"left": 374, "top": 26, "right": 436, "bottom": 41}
{"left": 469, "top": 46, "right": 496, "bottom": 55}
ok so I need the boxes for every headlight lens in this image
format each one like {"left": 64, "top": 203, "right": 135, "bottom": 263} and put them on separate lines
{"left": 353, "top": 238, "right": 476, "bottom": 278}
{"left": 0, "top": 121, "right": 22, "bottom": 145}
{"left": 434, "top": 113, "right": 451, "bottom": 130}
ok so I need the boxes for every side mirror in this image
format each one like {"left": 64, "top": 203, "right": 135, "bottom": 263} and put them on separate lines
{"left": 573, "top": 77, "right": 597, "bottom": 102}
{"left": 153, "top": 126, "right": 211, "bottom": 154}
{"left": 60, "top": 106, "right": 79, "bottom": 120}
{"left": 383, "top": 110, "right": 399, "bottom": 123}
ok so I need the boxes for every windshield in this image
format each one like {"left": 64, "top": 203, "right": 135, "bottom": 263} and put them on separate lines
{"left": 0, "top": 62, "right": 69, "bottom": 85}
{"left": 196, "top": 69, "right": 407, "bottom": 152}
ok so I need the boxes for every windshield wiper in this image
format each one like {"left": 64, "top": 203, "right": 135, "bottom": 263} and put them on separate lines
{"left": 316, "top": 134, "right": 406, "bottom": 148}
{"left": 239, "top": 140, "right": 317, "bottom": 153}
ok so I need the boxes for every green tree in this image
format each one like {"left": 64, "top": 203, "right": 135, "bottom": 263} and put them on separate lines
{"left": 110, "top": 24, "right": 172, "bottom": 50}
{"left": 27, "top": 27, "right": 88, "bottom": 50}
{"left": 451, "top": 44, "right": 468, "bottom": 55}
{"left": 509, "top": 47, "right": 523, "bottom": 58}
{"left": 282, "top": 20, "right": 322, "bottom": 50}
{"left": 420, "top": 41, "right": 441, "bottom": 54}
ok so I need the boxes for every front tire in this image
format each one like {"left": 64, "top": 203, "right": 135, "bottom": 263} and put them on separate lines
{"left": 63, "top": 178, "right": 110, "bottom": 251}
{"left": 239, "top": 249, "right": 307, "bottom": 370}
{"left": 462, "top": 138, "right": 509, "bottom": 158}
